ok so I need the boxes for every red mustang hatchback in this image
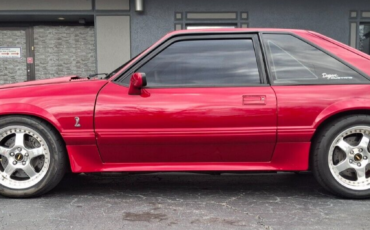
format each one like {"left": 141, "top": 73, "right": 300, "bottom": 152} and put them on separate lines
{"left": 1, "top": 29, "right": 370, "bottom": 198}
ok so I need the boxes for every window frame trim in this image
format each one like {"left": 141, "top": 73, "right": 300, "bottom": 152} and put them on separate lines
{"left": 114, "top": 33, "right": 269, "bottom": 88}
{"left": 259, "top": 32, "right": 370, "bottom": 86}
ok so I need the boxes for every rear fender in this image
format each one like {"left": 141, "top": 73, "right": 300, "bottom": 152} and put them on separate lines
{"left": 314, "top": 98, "right": 370, "bottom": 128}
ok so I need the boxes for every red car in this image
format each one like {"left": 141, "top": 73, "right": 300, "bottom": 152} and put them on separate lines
{"left": 1, "top": 29, "right": 370, "bottom": 198}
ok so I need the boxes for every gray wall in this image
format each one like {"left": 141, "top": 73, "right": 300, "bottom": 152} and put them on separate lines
{"left": 1, "top": 0, "right": 369, "bottom": 81}
{"left": 96, "top": 0, "right": 130, "bottom": 10}
{"left": 0, "top": 0, "right": 92, "bottom": 10}
{"left": 96, "top": 16, "right": 131, "bottom": 73}
{"left": 0, "top": 30, "right": 27, "bottom": 84}
{"left": 34, "top": 26, "right": 96, "bottom": 79}
{"left": 130, "top": 0, "right": 370, "bottom": 56}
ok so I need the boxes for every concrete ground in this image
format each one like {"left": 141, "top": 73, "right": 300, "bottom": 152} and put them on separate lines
{"left": 0, "top": 172, "right": 369, "bottom": 230}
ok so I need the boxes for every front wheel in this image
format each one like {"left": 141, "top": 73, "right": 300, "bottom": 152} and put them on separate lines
{"left": 0, "top": 116, "right": 67, "bottom": 198}
{"left": 313, "top": 115, "right": 370, "bottom": 199}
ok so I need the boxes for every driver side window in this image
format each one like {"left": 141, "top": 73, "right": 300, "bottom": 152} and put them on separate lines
{"left": 134, "top": 39, "right": 261, "bottom": 87}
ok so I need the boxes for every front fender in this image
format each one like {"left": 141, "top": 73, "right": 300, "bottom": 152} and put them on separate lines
{"left": 0, "top": 103, "right": 63, "bottom": 132}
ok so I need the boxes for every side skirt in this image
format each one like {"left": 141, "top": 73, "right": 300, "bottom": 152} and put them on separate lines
{"left": 66, "top": 142, "right": 310, "bottom": 173}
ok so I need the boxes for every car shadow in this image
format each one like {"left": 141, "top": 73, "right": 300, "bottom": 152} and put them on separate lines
{"left": 40, "top": 172, "right": 336, "bottom": 199}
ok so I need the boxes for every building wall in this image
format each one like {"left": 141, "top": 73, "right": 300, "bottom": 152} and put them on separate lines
{"left": 1, "top": 0, "right": 370, "bottom": 85}
{"left": 130, "top": 0, "right": 370, "bottom": 56}
{"left": 95, "top": 0, "right": 130, "bottom": 11}
{"left": 34, "top": 26, "right": 96, "bottom": 79}
{"left": 0, "top": 29, "right": 27, "bottom": 84}
{"left": 96, "top": 16, "right": 131, "bottom": 73}
{"left": 0, "top": 0, "right": 92, "bottom": 11}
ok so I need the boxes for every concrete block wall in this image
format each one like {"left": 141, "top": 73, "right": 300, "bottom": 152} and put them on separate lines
{"left": 34, "top": 26, "right": 96, "bottom": 79}
{"left": 0, "top": 30, "right": 27, "bottom": 84}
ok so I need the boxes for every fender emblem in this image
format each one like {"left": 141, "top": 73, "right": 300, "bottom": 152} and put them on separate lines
{"left": 75, "top": 117, "right": 81, "bottom": 127}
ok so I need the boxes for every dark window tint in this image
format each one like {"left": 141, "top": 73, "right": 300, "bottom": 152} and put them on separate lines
{"left": 263, "top": 34, "right": 368, "bottom": 84}
{"left": 359, "top": 23, "right": 370, "bottom": 55}
{"left": 136, "top": 39, "right": 260, "bottom": 87}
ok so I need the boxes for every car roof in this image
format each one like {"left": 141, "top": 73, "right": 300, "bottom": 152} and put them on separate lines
{"left": 166, "top": 28, "right": 310, "bottom": 36}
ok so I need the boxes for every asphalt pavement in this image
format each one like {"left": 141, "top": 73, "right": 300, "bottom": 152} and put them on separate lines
{"left": 0, "top": 172, "right": 369, "bottom": 230}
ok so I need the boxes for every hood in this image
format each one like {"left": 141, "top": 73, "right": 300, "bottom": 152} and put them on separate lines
{"left": 0, "top": 75, "right": 90, "bottom": 90}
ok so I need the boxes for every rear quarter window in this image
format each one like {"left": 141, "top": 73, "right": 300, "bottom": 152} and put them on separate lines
{"left": 263, "top": 34, "right": 369, "bottom": 84}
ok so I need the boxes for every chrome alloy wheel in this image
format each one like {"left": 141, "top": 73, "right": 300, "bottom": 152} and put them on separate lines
{"left": 329, "top": 126, "right": 370, "bottom": 190}
{"left": 0, "top": 126, "right": 50, "bottom": 190}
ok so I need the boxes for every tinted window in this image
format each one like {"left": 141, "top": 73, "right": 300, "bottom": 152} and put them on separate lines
{"left": 359, "top": 23, "right": 370, "bottom": 55}
{"left": 263, "top": 34, "right": 368, "bottom": 84}
{"left": 136, "top": 39, "right": 260, "bottom": 87}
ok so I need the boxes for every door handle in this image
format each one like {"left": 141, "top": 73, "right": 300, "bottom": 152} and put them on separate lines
{"left": 243, "top": 95, "right": 266, "bottom": 105}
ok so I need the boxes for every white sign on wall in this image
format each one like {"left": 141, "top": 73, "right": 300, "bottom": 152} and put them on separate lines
{"left": 0, "top": 47, "right": 21, "bottom": 58}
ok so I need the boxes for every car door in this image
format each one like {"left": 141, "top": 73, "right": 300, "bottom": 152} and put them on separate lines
{"left": 95, "top": 34, "right": 277, "bottom": 163}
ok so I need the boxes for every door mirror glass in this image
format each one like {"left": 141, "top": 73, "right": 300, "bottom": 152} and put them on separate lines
{"left": 128, "top": 72, "right": 147, "bottom": 95}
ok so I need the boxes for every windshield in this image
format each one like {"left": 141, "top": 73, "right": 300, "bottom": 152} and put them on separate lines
{"left": 105, "top": 50, "right": 146, "bottom": 79}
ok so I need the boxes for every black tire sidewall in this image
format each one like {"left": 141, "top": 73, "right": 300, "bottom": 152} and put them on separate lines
{"left": 316, "top": 115, "right": 370, "bottom": 199}
{"left": 0, "top": 116, "right": 65, "bottom": 198}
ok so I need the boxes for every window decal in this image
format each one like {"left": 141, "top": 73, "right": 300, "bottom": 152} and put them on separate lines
{"left": 322, "top": 73, "right": 353, "bottom": 80}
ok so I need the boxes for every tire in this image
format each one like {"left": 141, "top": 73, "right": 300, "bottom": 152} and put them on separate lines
{"left": 0, "top": 116, "right": 67, "bottom": 198}
{"left": 312, "top": 115, "right": 370, "bottom": 199}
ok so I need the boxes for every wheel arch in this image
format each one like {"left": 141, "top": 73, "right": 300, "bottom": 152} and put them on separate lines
{"left": 310, "top": 108, "right": 370, "bottom": 170}
{"left": 309, "top": 98, "right": 370, "bottom": 173}
{"left": 0, "top": 103, "right": 63, "bottom": 132}
{"left": 312, "top": 109, "right": 370, "bottom": 141}
{"left": 0, "top": 112, "right": 71, "bottom": 172}
{"left": 313, "top": 98, "right": 370, "bottom": 129}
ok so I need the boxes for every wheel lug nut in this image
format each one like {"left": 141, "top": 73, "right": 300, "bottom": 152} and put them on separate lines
{"left": 25, "top": 153, "right": 29, "bottom": 157}
{"left": 10, "top": 152, "right": 14, "bottom": 156}
{"left": 349, "top": 160, "right": 353, "bottom": 163}
{"left": 357, "top": 163, "right": 362, "bottom": 167}
{"left": 22, "top": 161, "right": 26, "bottom": 166}
{"left": 359, "top": 149, "right": 363, "bottom": 152}
{"left": 350, "top": 150, "right": 354, "bottom": 154}
{"left": 17, "top": 148, "right": 22, "bottom": 152}
{"left": 13, "top": 161, "right": 17, "bottom": 165}
{"left": 364, "top": 156, "right": 368, "bottom": 160}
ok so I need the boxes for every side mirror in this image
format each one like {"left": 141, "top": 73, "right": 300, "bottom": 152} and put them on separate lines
{"left": 128, "top": 72, "right": 147, "bottom": 95}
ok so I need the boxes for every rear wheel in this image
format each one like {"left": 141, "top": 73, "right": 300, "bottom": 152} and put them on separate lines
{"left": 313, "top": 115, "right": 370, "bottom": 199}
{"left": 0, "top": 116, "right": 66, "bottom": 198}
